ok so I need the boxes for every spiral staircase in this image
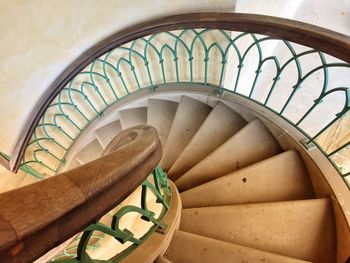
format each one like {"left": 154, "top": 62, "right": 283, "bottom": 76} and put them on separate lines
{"left": 62, "top": 95, "right": 335, "bottom": 263}
{"left": 0, "top": 13, "right": 349, "bottom": 263}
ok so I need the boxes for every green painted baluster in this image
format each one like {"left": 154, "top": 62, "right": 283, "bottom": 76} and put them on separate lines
{"left": 80, "top": 81, "right": 109, "bottom": 109}
{"left": 175, "top": 29, "right": 194, "bottom": 82}
{"left": 142, "top": 37, "right": 160, "bottom": 87}
{"left": 160, "top": 44, "right": 177, "bottom": 83}
{"left": 280, "top": 63, "right": 349, "bottom": 115}
{"left": 190, "top": 29, "right": 208, "bottom": 84}
{"left": 91, "top": 58, "right": 119, "bottom": 100}
{"left": 127, "top": 40, "right": 153, "bottom": 86}
{"left": 249, "top": 56, "right": 281, "bottom": 98}
{"left": 217, "top": 30, "right": 233, "bottom": 91}
{"left": 264, "top": 48, "right": 314, "bottom": 106}
{"left": 234, "top": 34, "right": 263, "bottom": 95}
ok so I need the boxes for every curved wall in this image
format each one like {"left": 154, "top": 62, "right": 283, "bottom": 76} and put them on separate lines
{"left": 0, "top": 0, "right": 235, "bottom": 154}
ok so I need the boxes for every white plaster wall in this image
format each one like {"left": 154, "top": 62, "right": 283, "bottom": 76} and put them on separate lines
{"left": 236, "top": 0, "right": 350, "bottom": 35}
{"left": 294, "top": 0, "right": 350, "bottom": 35}
{"left": 225, "top": 0, "right": 350, "bottom": 99}
{"left": 1, "top": 0, "right": 348, "bottom": 156}
{"left": 0, "top": 0, "right": 349, "bottom": 182}
{"left": 234, "top": 0, "right": 350, "bottom": 176}
{"left": 225, "top": 0, "right": 349, "bottom": 112}
{"left": 0, "top": 0, "right": 235, "bottom": 155}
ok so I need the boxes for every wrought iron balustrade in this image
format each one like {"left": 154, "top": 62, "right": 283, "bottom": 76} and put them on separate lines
{"left": 7, "top": 13, "right": 349, "bottom": 188}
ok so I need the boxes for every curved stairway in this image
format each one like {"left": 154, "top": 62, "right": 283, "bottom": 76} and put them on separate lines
{"left": 65, "top": 95, "right": 336, "bottom": 263}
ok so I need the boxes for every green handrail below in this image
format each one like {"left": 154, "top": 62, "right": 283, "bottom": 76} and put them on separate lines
{"left": 51, "top": 165, "right": 171, "bottom": 262}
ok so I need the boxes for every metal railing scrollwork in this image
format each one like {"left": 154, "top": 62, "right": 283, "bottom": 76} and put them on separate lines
{"left": 52, "top": 166, "right": 171, "bottom": 262}
{"left": 11, "top": 13, "right": 350, "bottom": 188}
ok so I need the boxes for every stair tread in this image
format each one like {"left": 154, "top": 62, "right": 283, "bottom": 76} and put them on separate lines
{"left": 19, "top": 175, "right": 38, "bottom": 188}
{"left": 119, "top": 107, "right": 147, "bottom": 129}
{"left": 165, "top": 230, "right": 311, "bottom": 263}
{"left": 160, "top": 96, "right": 211, "bottom": 171}
{"left": 0, "top": 170, "right": 30, "bottom": 193}
{"left": 75, "top": 139, "right": 103, "bottom": 164}
{"left": 95, "top": 120, "right": 122, "bottom": 148}
{"left": 181, "top": 150, "right": 314, "bottom": 208}
{"left": 147, "top": 99, "right": 178, "bottom": 147}
{"left": 168, "top": 101, "right": 247, "bottom": 181}
{"left": 155, "top": 255, "right": 172, "bottom": 263}
{"left": 175, "top": 119, "right": 281, "bottom": 191}
{"left": 180, "top": 198, "right": 336, "bottom": 263}
{"left": 68, "top": 158, "right": 81, "bottom": 170}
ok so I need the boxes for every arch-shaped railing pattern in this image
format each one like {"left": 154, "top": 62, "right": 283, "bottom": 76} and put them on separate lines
{"left": 7, "top": 13, "right": 350, "bottom": 188}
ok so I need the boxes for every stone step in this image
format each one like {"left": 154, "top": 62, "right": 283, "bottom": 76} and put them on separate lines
{"left": 168, "top": 101, "right": 246, "bottom": 181}
{"left": 165, "top": 230, "right": 311, "bottom": 263}
{"left": 119, "top": 107, "right": 147, "bottom": 129}
{"left": 0, "top": 169, "right": 31, "bottom": 193}
{"left": 175, "top": 119, "right": 281, "bottom": 191}
{"left": 155, "top": 255, "right": 172, "bottom": 263}
{"left": 75, "top": 139, "right": 103, "bottom": 164}
{"left": 160, "top": 96, "right": 211, "bottom": 171}
{"left": 19, "top": 174, "right": 39, "bottom": 188}
{"left": 147, "top": 99, "right": 178, "bottom": 147}
{"left": 180, "top": 198, "right": 336, "bottom": 263}
{"left": 95, "top": 120, "right": 122, "bottom": 148}
{"left": 181, "top": 150, "right": 314, "bottom": 208}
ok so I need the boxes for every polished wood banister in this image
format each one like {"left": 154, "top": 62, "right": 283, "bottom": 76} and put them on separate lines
{"left": 10, "top": 12, "right": 350, "bottom": 173}
{"left": 0, "top": 125, "right": 161, "bottom": 262}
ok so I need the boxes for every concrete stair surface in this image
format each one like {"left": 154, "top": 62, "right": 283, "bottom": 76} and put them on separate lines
{"left": 95, "top": 120, "right": 122, "bottom": 148}
{"left": 175, "top": 119, "right": 282, "bottom": 192}
{"left": 64, "top": 96, "right": 337, "bottom": 263}
{"left": 119, "top": 107, "right": 147, "bottom": 129}
{"left": 160, "top": 96, "right": 211, "bottom": 171}
{"left": 168, "top": 101, "right": 246, "bottom": 181}
{"left": 75, "top": 139, "right": 104, "bottom": 164}
{"left": 165, "top": 231, "right": 311, "bottom": 263}
{"left": 180, "top": 150, "right": 315, "bottom": 208}
{"left": 180, "top": 199, "right": 336, "bottom": 263}
{"left": 147, "top": 99, "right": 178, "bottom": 147}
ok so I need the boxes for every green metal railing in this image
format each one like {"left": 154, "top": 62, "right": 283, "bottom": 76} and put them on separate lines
{"left": 52, "top": 165, "right": 171, "bottom": 262}
{"left": 18, "top": 27, "right": 350, "bottom": 187}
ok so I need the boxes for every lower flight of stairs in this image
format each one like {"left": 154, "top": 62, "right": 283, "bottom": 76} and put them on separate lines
{"left": 69, "top": 95, "right": 337, "bottom": 263}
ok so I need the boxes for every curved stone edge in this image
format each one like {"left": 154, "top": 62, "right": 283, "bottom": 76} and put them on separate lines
{"left": 121, "top": 180, "right": 182, "bottom": 263}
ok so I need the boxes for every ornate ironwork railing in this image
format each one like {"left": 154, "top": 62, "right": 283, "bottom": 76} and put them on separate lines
{"left": 0, "top": 11, "right": 348, "bottom": 263}
{"left": 9, "top": 13, "right": 349, "bottom": 188}
{"left": 3, "top": 13, "right": 350, "bottom": 184}
{"left": 52, "top": 165, "right": 171, "bottom": 262}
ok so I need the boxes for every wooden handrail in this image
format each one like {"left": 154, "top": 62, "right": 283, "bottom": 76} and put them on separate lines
{"left": 0, "top": 125, "right": 161, "bottom": 262}
{"left": 9, "top": 12, "right": 350, "bottom": 173}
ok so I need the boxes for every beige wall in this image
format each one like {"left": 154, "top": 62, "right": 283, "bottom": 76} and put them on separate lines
{"left": 236, "top": 0, "right": 350, "bottom": 35}
{"left": 235, "top": 0, "right": 350, "bottom": 175}
{"left": 0, "top": 0, "right": 349, "bottom": 182}
{"left": 0, "top": 0, "right": 235, "bottom": 155}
